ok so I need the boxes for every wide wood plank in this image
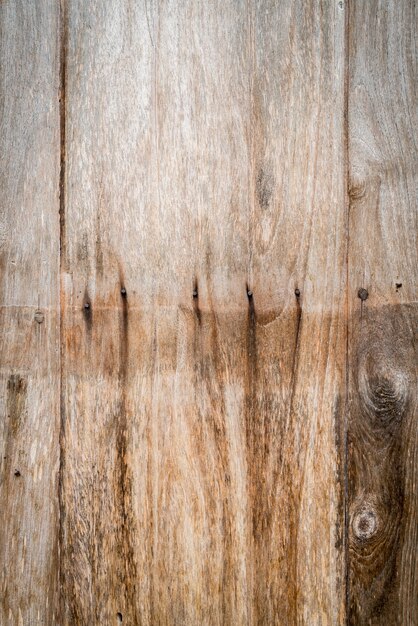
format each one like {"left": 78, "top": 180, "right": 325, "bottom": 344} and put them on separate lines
{"left": 61, "top": 1, "right": 348, "bottom": 624}
{"left": 0, "top": 1, "right": 60, "bottom": 623}
{"left": 347, "top": 1, "right": 418, "bottom": 623}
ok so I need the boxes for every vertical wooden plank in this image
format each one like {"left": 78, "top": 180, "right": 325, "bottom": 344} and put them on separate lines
{"left": 0, "top": 1, "right": 60, "bottom": 624}
{"left": 248, "top": 1, "right": 347, "bottom": 623}
{"left": 348, "top": 0, "right": 417, "bottom": 623}
{"left": 61, "top": 0, "right": 349, "bottom": 624}
{"left": 152, "top": 2, "right": 251, "bottom": 623}
{"left": 61, "top": 0, "right": 253, "bottom": 623}
{"left": 60, "top": 2, "right": 154, "bottom": 623}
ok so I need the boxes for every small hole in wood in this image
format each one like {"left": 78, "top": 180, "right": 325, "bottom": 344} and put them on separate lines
{"left": 14, "top": 469, "right": 21, "bottom": 477}
{"left": 117, "top": 612, "right": 123, "bottom": 622}
{"left": 395, "top": 282, "right": 402, "bottom": 291}
{"left": 84, "top": 302, "right": 90, "bottom": 310}
{"left": 294, "top": 288, "right": 300, "bottom": 297}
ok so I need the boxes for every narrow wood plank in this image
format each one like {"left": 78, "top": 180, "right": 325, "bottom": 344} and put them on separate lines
{"left": 0, "top": 1, "right": 61, "bottom": 623}
{"left": 348, "top": 1, "right": 418, "bottom": 623}
{"left": 60, "top": 2, "right": 155, "bottom": 623}
{"left": 152, "top": 3, "right": 251, "bottom": 622}
{"left": 248, "top": 1, "right": 347, "bottom": 623}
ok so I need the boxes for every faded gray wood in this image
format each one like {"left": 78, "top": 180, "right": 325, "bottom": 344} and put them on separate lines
{"left": 0, "top": 1, "right": 60, "bottom": 624}
{"left": 348, "top": 0, "right": 418, "bottom": 623}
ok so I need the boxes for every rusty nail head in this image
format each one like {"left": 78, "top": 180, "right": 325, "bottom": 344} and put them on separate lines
{"left": 358, "top": 288, "right": 368, "bottom": 301}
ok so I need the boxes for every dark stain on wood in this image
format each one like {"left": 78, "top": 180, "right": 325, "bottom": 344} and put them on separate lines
{"left": 6, "top": 375, "right": 27, "bottom": 436}
{"left": 82, "top": 289, "right": 93, "bottom": 332}
{"left": 348, "top": 303, "right": 416, "bottom": 623}
{"left": 2, "top": 375, "right": 27, "bottom": 479}
{"left": 59, "top": 0, "right": 68, "bottom": 270}
{"left": 192, "top": 278, "right": 201, "bottom": 325}
{"left": 333, "top": 394, "right": 345, "bottom": 552}
{"left": 115, "top": 272, "right": 139, "bottom": 623}
{"left": 256, "top": 165, "right": 274, "bottom": 210}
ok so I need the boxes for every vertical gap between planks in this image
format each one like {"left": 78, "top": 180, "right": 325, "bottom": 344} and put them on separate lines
{"left": 58, "top": 0, "right": 68, "bottom": 618}
{"left": 343, "top": 0, "right": 351, "bottom": 622}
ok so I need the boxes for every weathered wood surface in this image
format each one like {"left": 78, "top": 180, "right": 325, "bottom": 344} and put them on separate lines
{"left": 0, "top": 1, "right": 416, "bottom": 625}
{"left": 347, "top": 1, "right": 418, "bottom": 623}
{"left": 0, "top": 1, "right": 61, "bottom": 624}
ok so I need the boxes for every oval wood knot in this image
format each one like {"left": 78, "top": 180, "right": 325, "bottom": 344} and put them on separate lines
{"left": 361, "top": 361, "right": 409, "bottom": 425}
{"left": 352, "top": 508, "right": 378, "bottom": 541}
{"left": 348, "top": 178, "right": 366, "bottom": 200}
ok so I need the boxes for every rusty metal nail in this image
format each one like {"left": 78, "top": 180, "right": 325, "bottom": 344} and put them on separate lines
{"left": 358, "top": 288, "right": 368, "bottom": 301}
{"left": 34, "top": 310, "right": 44, "bottom": 323}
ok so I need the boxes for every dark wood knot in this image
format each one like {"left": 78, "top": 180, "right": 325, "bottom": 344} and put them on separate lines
{"left": 361, "top": 358, "right": 409, "bottom": 427}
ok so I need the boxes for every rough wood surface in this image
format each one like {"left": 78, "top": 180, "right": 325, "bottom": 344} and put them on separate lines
{"left": 0, "top": 1, "right": 417, "bottom": 625}
{"left": 0, "top": 1, "right": 60, "bottom": 624}
{"left": 347, "top": 1, "right": 418, "bottom": 623}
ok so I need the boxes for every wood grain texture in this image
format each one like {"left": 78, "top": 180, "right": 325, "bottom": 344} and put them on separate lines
{"left": 347, "top": 0, "right": 418, "bottom": 623}
{"left": 0, "top": 1, "right": 60, "bottom": 623}
{"left": 247, "top": 1, "right": 347, "bottom": 623}
{"left": 1, "top": 0, "right": 417, "bottom": 624}
{"left": 60, "top": 1, "right": 347, "bottom": 624}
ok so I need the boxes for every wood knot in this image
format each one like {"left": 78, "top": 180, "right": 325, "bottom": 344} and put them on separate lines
{"left": 349, "top": 178, "right": 366, "bottom": 200}
{"left": 352, "top": 507, "right": 377, "bottom": 541}
{"left": 361, "top": 356, "right": 409, "bottom": 427}
{"left": 256, "top": 166, "right": 274, "bottom": 210}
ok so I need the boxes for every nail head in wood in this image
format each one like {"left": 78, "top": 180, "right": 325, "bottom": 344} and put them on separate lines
{"left": 84, "top": 302, "right": 90, "bottom": 310}
{"left": 34, "top": 310, "right": 44, "bottom": 324}
{"left": 295, "top": 288, "right": 300, "bottom": 297}
{"left": 357, "top": 288, "right": 368, "bottom": 301}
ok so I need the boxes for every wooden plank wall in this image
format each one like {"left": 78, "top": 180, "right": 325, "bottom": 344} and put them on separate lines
{"left": 0, "top": 1, "right": 61, "bottom": 624}
{"left": 0, "top": 1, "right": 416, "bottom": 624}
